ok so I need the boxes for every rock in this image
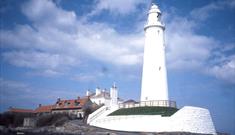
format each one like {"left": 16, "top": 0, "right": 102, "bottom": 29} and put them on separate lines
{"left": 0, "top": 126, "right": 9, "bottom": 134}
{"left": 0, "top": 120, "right": 230, "bottom": 135}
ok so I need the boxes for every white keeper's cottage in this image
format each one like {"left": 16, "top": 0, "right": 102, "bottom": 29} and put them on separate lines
{"left": 86, "top": 84, "right": 123, "bottom": 106}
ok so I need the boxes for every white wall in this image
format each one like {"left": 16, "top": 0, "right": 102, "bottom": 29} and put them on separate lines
{"left": 170, "top": 106, "right": 216, "bottom": 134}
{"left": 90, "top": 97, "right": 110, "bottom": 106}
{"left": 89, "top": 106, "right": 216, "bottom": 134}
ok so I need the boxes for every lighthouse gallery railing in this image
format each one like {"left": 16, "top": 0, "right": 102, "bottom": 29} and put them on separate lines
{"left": 119, "top": 100, "right": 177, "bottom": 109}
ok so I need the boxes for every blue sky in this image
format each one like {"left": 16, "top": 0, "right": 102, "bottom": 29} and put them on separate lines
{"left": 0, "top": 0, "right": 235, "bottom": 134}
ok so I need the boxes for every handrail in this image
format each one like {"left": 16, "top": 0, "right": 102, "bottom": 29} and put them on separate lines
{"left": 88, "top": 100, "right": 177, "bottom": 124}
{"left": 119, "top": 100, "right": 177, "bottom": 109}
{"left": 87, "top": 106, "right": 108, "bottom": 124}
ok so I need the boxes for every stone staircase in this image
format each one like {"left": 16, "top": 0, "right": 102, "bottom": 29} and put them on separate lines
{"left": 87, "top": 105, "right": 119, "bottom": 126}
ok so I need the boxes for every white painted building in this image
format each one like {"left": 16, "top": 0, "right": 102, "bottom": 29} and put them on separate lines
{"left": 86, "top": 84, "right": 122, "bottom": 106}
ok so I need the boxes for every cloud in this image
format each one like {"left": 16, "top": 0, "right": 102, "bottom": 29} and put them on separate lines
{"left": 2, "top": 51, "right": 77, "bottom": 70}
{"left": 72, "top": 74, "right": 97, "bottom": 82}
{"left": 0, "top": 0, "right": 145, "bottom": 80}
{"left": 208, "top": 54, "right": 235, "bottom": 84}
{"left": 0, "top": 0, "right": 234, "bottom": 85}
{"left": 164, "top": 9, "right": 235, "bottom": 84}
{"left": 74, "top": 24, "right": 144, "bottom": 65}
{"left": 88, "top": 0, "right": 148, "bottom": 16}
{"left": 0, "top": 78, "right": 30, "bottom": 94}
{"left": 0, "top": 78, "right": 81, "bottom": 111}
{"left": 165, "top": 16, "right": 216, "bottom": 70}
{"left": 22, "top": 0, "right": 77, "bottom": 31}
{"left": 0, "top": 78, "right": 33, "bottom": 111}
{"left": 0, "top": 0, "right": 144, "bottom": 78}
{"left": 190, "top": 0, "right": 235, "bottom": 21}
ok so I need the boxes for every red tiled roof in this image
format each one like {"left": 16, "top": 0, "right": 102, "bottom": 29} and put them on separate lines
{"left": 8, "top": 97, "right": 90, "bottom": 113}
{"left": 35, "top": 105, "right": 54, "bottom": 113}
{"left": 8, "top": 108, "right": 34, "bottom": 113}
{"left": 52, "top": 97, "right": 90, "bottom": 110}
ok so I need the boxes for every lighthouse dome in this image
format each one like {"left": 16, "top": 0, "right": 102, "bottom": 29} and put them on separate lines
{"left": 149, "top": 3, "right": 161, "bottom": 14}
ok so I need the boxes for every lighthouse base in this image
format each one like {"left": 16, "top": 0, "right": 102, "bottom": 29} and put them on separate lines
{"left": 88, "top": 106, "right": 216, "bottom": 135}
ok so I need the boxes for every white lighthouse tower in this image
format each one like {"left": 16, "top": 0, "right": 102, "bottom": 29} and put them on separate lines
{"left": 141, "top": 3, "right": 169, "bottom": 101}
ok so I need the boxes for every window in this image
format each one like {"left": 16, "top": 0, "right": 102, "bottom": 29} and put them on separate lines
{"left": 65, "top": 101, "right": 70, "bottom": 106}
{"left": 99, "top": 100, "right": 101, "bottom": 105}
{"left": 75, "top": 101, "right": 80, "bottom": 106}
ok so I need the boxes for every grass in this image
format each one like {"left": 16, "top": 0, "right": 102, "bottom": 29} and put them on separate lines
{"left": 109, "top": 106, "right": 178, "bottom": 117}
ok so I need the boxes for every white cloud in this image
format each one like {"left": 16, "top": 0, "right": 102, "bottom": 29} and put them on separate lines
{"left": 190, "top": 3, "right": 221, "bottom": 21}
{"left": 0, "top": 0, "right": 234, "bottom": 84}
{"left": 74, "top": 24, "right": 144, "bottom": 65}
{"left": 22, "top": 0, "right": 77, "bottom": 31}
{"left": 0, "top": 78, "right": 81, "bottom": 111}
{"left": 0, "top": 0, "right": 145, "bottom": 77}
{"left": 164, "top": 11, "right": 235, "bottom": 84}
{"left": 72, "top": 74, "right": 96, "bottom": 82}
{"left": 88, "top": 0, "right": 148, "bottom": 16}
{"left": 165, "top": 16, "right": 216, "bottom": 70}
{"left": 0, "top": 78, "right": 30, "bottom": 93}
{"left": 2, "top": 51, "right": 77, "bottom": 70}
{"left": 31, "top": 69, "right": 64, "bottom": 77}
{"left": 190, "top": 0, "right": 235, "bottom": 21}
{"left": 208, "top": 54, "right": 235, "bottom": 84}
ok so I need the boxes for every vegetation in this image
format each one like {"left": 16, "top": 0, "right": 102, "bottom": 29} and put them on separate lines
{"left": 0, "top": 112, "right": 34, "bottom": 127}
{"left": 83, "top": 103, "right": 102, "bottom": 123}
{"left": 36, "top": 113, "right": 76, "bottom": 127}
{"left": 109, "top": 106, "right": 178, "bottom": 116}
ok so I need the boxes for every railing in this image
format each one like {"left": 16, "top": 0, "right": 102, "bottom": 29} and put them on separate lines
{"left": 88, "top": 100, "right": 176, "bottom": 124}
{"left": 87, "top": 106, "right": 108, "bottom": 124}
{"left": 119, "top": 100, "right": 177, "bottom": 109}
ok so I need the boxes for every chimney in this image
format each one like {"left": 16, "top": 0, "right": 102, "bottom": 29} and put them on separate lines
{"left": 86, "top": 89, "right": 91, "bottom": 96}
{"left": 38, "top": 104, "right": 42, "bottom": 107}
{"left": 112, "top": 82, "right": 116, "bottom": 88}
{"left": 57, "top": 98, "right": 61, "bottom": 102}
{"left": 96, "top": 87, "right": 101, "bottom": 95}
{"left": 77, "top": 96, "right": 80, "bottom": 100}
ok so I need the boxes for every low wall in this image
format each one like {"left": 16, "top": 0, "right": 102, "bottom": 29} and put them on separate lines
{"left": 89, "top": 106, "right": 216, "bottom": 134}
{"left": 170, "top": 106, "right": 216, "bottom": 134}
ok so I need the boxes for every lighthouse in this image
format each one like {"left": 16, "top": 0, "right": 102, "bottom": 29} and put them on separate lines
{"left": 141, "top": 3, "right": 169, "bottom": 102}
{"left": 88, "top": 3, "right": 216, "bottom": 134}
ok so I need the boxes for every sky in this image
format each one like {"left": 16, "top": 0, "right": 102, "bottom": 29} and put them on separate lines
{"left": 0, "top": 0, "right": 235, "bottom": 134}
